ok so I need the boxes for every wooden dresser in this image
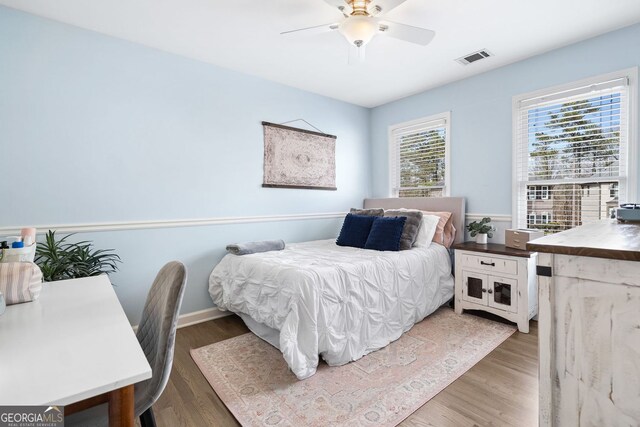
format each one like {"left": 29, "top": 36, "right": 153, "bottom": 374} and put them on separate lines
{"left": 527, "top": 220, "right": 640, "bottom": 426}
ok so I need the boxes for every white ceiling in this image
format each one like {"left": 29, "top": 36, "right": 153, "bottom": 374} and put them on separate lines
{"left": 2, "top": 0, "right": 640, "bottom": 107}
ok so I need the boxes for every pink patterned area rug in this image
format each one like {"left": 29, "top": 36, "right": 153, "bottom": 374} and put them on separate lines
{"left": 191, "top": 308, "right": 516, "bottom": 427}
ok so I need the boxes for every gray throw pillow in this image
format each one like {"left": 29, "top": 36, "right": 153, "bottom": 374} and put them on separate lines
{"left": 349, "top": 208, "right": 384, "bottom": 217}
{"left": 384, "top": 209, "right": 423, "bottom": 250}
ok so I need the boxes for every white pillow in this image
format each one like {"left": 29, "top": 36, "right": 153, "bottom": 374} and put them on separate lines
{"left": 414, "top": 214, "right": 440, "bottom": 247}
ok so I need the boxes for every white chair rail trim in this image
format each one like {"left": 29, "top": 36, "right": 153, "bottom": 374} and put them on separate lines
{"left": 0, "top": 212, "right": 347, "bottom": 235}
{"left": 466, "top": 214, "right": 512, "bottom": 222}
{"left": 1, "top": 212, "right": 512, "bottom": 235}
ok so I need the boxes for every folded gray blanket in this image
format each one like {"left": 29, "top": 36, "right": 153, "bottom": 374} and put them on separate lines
{"left": 226, "top": 239, "right": 286, "bottom": 255}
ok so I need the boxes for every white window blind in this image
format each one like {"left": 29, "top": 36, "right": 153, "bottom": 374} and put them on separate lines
{"left": 389, "top": 113, "right": 450, "bottom": 197}
{"left": 514, "top": 74, "right": 632, "bottom": 233}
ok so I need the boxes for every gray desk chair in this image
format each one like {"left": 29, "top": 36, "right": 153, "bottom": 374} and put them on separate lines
{"left": 66, "top": 261, "right": 187, "bottom": 427}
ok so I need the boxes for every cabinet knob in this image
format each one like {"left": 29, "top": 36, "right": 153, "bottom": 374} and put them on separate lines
{"left": 482, "top": 289, "right": 487, "bottom": 293}
{"left": 488, "top": 289, "right": 493, "bottom": 294}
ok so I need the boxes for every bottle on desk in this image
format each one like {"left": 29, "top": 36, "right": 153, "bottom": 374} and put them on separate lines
{"left": 21, "top": 228, "right": 36, "bottom": 247}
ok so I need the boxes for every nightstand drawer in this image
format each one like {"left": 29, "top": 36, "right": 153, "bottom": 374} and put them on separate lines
{"left": 460, "top": 253, "right": 518, "bottom": 275}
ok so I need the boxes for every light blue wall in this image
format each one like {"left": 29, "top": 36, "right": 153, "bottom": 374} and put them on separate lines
{"left": 2, "top": 4, "right": 639, "bottom": 324}
{"left": 370, "top": 23, "right": 640, "bottom": 214}
{"left": 66, "top": 218, "right": 344, "bottom": 326}
{"left": 0, "top": 6, "right": 370, "bottom": 324}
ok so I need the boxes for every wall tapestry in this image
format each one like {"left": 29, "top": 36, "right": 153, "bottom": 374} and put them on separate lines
{"left": 262, "top": 121, "right": 337, "bottom": 190}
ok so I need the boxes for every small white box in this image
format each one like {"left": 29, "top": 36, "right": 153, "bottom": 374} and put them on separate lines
{"left": 505, "top": 229, "right": 544, "bottom": 250}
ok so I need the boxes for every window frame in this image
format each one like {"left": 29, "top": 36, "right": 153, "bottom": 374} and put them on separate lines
{"left": 528, "top": 212, "right": 551, "bottom": 226}
{"left": 540, "top": 186, "right": 549, "bottom": 200}
{"left": 512, "top": 68, "right": 638, "bottom": 230}
{"left": 540, "top": 212, "right": 551, "bottom": 224}
{"left": 388, "top": 111, "right": 451, "bottom": 197}
{"left": 528, "top": 185, "right": 550, "bottom": 200}
{"left": 610, "top": 183, "right": 619, "bottom": 199}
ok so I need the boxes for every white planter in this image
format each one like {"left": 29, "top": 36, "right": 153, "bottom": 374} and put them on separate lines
{"left": 476, "top": 233, "right": 488, "bottom": 244}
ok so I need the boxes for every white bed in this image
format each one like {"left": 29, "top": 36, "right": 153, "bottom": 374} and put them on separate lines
{"left": 208, "top": 197, "right": 465, "bottom": 380}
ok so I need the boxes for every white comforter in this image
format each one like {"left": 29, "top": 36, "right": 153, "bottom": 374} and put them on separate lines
{"left": 208, "top": 239, "right": 454, "bottom": 379}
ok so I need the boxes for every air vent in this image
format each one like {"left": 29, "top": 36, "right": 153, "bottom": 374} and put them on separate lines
{"left": 456, "top": 49, "right": 493, "bottom": 66}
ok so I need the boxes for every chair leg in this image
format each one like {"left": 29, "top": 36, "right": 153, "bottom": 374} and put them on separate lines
{"left": 139, "top": 407, "right": 156, "bottom": 427}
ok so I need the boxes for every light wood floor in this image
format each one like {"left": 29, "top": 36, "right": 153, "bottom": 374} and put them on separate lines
{"left": 152, "top": 311, "right": 538, "bottom": 427}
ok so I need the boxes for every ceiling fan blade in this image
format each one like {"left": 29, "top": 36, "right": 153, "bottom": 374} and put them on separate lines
{"left": 368, "top": 0, "right": 407, "bottom": 15}
{"left": 348, "top": 44, "right": 366, "bottom": 65}
{"left": 281, "top": 22, "right": 340, "bottom": 37}
{"left": 378, "top": 20, "right": 435, "bottom": 45}
{"left": 323, "top": 0, "right": 352, "bottom": 16}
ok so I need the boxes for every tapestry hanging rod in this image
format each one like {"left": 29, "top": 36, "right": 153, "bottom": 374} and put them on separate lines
{"left": 261, "top": 120, "right": 336, "bottom": 139}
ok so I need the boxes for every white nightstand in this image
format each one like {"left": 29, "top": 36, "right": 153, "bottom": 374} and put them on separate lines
{"left": 453, "top": 242, "right": 538, "bottom": 333}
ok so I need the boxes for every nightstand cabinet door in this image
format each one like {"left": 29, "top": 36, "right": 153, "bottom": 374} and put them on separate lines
{"left": 487, "top": 275, "right": 518, "bottom": 313}
{"left": 462, "top": 271, "right": 488, "bottom": 305}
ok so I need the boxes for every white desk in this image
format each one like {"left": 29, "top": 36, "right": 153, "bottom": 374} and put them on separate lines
{"left": 0, "top": 275, "right": 151, "bottom": 426}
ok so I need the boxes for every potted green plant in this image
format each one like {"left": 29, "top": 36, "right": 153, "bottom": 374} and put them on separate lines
{"left": 467, "top": 217, "right": 495, "bottom": 244}
{"left": 35, "top": 230, "right": 121, "bottom": 282}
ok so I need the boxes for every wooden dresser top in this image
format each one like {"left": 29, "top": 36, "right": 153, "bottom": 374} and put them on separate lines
{"left": 526, "top": 220, "right": 640, "bottom": 262}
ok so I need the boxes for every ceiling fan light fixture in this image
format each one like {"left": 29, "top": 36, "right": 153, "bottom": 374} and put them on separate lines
{"left": 339, "top": 16, "right": 378, "bottom": 46}
{"left": 350, "top": 0, "right": 370, "bottom": 13}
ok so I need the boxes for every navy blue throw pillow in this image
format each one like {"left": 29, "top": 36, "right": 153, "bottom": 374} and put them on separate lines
{"left": 336, "top": 214, "right": 377, "bottom": 248}
{"left": 365, "top": 216, "right": 407, "bottom": 251}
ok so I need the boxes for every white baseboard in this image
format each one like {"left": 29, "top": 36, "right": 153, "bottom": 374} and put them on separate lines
{"left": 132, "top": 306, "right": 232, "bottom": 332}
{"left": 176, "top": 307, "right": 231, "bottom": 329}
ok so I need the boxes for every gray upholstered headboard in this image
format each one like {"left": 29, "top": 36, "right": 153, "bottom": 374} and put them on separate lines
{"left": 363, "top": 197, "right": 466, "bottom": 245}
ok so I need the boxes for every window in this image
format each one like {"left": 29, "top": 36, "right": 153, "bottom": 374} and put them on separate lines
{"left": 541, "top": 186, "right": 549, "bottom": 200}
{"left": 528, "top": 185, "right": 549, "bottom": 200}
{"left": 389, "top": 112, "right": 450, "bottom": 197}
{"left": 527, "top": 212, "right": 552, "bottom": 227}
{"left": 610, "top": 183, "right": 619, "bottom": 199}
{"left": 514, "top": 69, "right": 637, "bottom": 233}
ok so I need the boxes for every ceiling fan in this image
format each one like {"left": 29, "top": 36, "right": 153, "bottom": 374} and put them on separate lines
{"left": 281, "top": 0, "right": 435, "bottom": 62}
